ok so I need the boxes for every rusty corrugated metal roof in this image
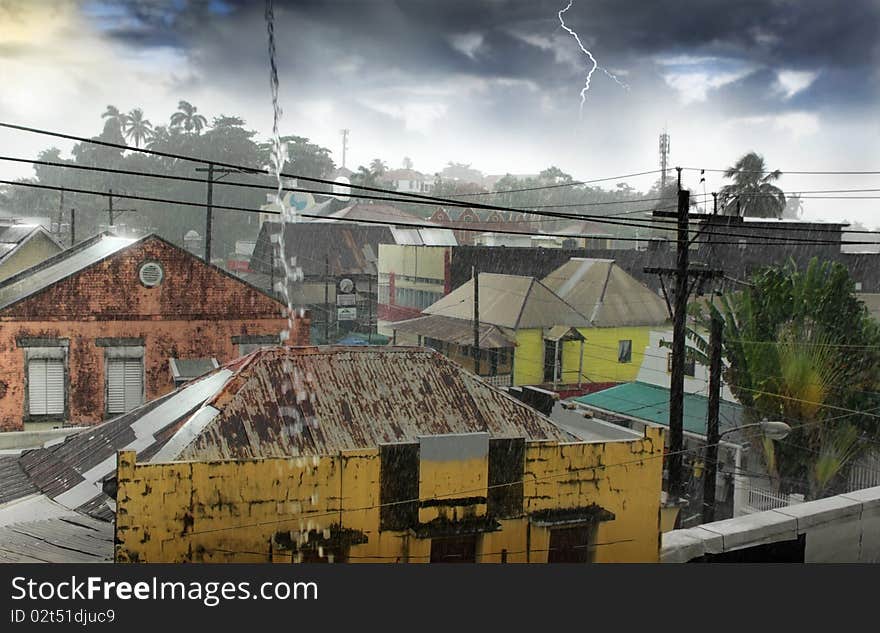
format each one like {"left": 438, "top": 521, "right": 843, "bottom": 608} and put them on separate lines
{"left": 177, "top": 346, "right": 575, "bottom": 460}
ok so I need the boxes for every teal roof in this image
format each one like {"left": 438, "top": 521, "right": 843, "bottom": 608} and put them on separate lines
{"left": 571, "top": 382, "right": 743, "bottom": 437}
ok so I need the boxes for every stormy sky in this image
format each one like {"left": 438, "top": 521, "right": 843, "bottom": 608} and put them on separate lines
{"left": 2, "top": 0, "right": 879, "bottom": 227}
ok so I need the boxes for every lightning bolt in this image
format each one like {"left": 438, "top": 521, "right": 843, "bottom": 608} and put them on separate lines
{"left": 557, "top": 0, "right": 628, "bottom": 116}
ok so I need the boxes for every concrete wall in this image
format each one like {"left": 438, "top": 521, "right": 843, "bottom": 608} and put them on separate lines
{"left": 661, "top": 485, "right": 880, "bottom": 563}
{"left": 114, "top": 427, "right": 664, "bottom": 563}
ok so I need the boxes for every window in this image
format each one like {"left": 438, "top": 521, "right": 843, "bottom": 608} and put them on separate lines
{"left": 106, "top": 348, "right": 144, "bottom": 415}
{"left": 618, "top": 340, "right": 632, "bottom": 363}
{"left": 667, "top": 352, "right": 696, "bottom": 377}
{"left": 548, "top": 525, "right": 597, "bottom": 563}
{"left": 27, "top": 355, "right": 65, "bottom": 417}
{"left": 855, "top": 281, "right": 863, "bottom": 291}
{"left": 430, "top": 535, "right": 478, "bottom": 563}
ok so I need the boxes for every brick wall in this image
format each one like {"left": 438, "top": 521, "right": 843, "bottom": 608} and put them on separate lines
{"left": 0, "top": 236, "right": 287, "bottom": 430}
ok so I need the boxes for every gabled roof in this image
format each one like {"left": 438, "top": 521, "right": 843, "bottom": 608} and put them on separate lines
{"left": 0, "top": 233, "right": 136, "bottom": 311}
{"left": 572, "top": 382, "right": 743, "bottom": 437}
{"left": 391, "top": 314, "right": 516, "bottom": 348}
{"left": 423, "top": 273, "right": 590, "bottom": 329}
{"left": 542, "top": 258, "right": 669, "bottom": 327}
{"left": 4, "top": 346, "right": 577, "bottom": 518}
{"left": 0, "top": 224, "right": 62, "bottom": 264}
{"left": 0, "top": 232, "right": 281, "bottom": 315}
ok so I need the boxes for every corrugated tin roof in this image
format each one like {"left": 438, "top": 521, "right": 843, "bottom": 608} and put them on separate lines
{"left": 571, "top": 382, "right": 742, "bottom": 437}
{"left": 0, "top": 233, "right": 136, "bottom": 311}
{"left": 389, "top": 226, "right": 457, "bottom": 246}
{"left": 0, "top": 455, "right": 36, "bottom": 504}
{"left": 177, "top": 346, "right": 575, "bottom": 460}
{"left": 542, "top": 258, "right": 669, "bottom": 327}
{"left": 3, "top": 347, "right": 576, "bottom": 512}
{"left": 423, "top": 273, "right": 590, "bottom": 329}
{"left": 0, "top": 511, "right": 114, "bottom": 563}
{"left": 391, "top": 314, "right": 516, "bottom": 348}
{"left": 251, "top": 222, "right": 393, "bottom": 276}
{"left": 0, "top": 224, "right": 40, "bottom": 244}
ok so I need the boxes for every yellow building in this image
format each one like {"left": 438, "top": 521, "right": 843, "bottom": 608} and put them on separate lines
{"left": 111, "top": 345, "right": 665, "bottom": 563}
{"left": 541, "top": 258, "right": 670, "bottom": 386}
{"left": 390, "top": 273, "right": 590, "bottom": 388}
{"left": 0, "top": 224, "right": 63, "bottom": 282}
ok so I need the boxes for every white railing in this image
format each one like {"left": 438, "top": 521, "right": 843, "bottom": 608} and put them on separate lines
{"left": 848, "top": 452, "right": 880, "bottom": 492}
{"left": 741, "top": 482, "right": 804, "bottom": 514}
{"left": 482, "top": 374, "right": 513, "bottom": 388}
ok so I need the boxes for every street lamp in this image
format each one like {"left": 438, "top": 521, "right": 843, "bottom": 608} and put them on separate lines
{"left": 702, "top": 418, "right": 791, "bottom": 523}
{"left": 719, "top": 419, "right": 792, "bottom": 441}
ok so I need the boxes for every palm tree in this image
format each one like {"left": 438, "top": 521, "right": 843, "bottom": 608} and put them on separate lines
{"left": 123, "top": 108, "right": 153, "bottom": 148}
{"left": 102, "top": 105, "right": 129, "bottom": 129}
{"left": 718, "top": 152, "right": 786, "bottom": 218}
{"left": 169, "top": 100, "right": 208, "bottom": 134}
{"left": 352, "top": 165, "right": 379, "bottom": 187}
{"left": 369, "top": 158, "right": 387, "bottom": 177}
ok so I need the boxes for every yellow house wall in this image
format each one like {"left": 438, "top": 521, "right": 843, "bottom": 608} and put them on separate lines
{"left": 561, "top": 326, "right": 653, "bottom": 384}
{"left": 0, "top": 233, "right": 63, "bottom": 282}
{"left": 513, "top": 329, "right": 544, "bottom": 386}
{"left": 114, "top": 426, "right": 664, "bottom": 563}
{"left": 377, "top": 244, "right": 448, "bottom": 288}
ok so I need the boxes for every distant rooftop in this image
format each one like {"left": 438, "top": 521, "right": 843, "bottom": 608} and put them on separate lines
{"left": 572, "top": 381, "right": 743, "bottom": 437}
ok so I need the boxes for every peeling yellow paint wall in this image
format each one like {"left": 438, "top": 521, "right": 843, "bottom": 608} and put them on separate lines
{"left": 115, "top": 427, "right": 664, "bottom": 563}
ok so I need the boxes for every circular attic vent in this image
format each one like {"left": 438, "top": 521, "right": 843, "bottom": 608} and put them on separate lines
{"left": 138, "top": 261, "right": 165, "bottom": 287}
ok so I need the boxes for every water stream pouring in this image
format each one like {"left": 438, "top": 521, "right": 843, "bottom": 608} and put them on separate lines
{"left": 264, "top": 0, "right": 323, "bottom": 558}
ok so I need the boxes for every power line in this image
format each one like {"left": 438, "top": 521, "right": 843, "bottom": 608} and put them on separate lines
{"left": 682, "top": 166, "right": 880, "bottom": 175}
{"left": 447, "top": 169, "right": 663, "bottom": 196}
{"left": 8, "top": 153, "right": 880, "bottom": 244}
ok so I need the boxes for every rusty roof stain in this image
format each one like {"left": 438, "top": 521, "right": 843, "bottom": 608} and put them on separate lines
{"left": 177, "top": 346, "right": 575, "bottom": 460}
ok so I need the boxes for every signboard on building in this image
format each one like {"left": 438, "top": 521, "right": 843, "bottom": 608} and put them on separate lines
{"left": 337, "top": 293, "right": 357, "bottom": 306}
{"left": 337, "top": 307, "right": 357, "bottom": 321}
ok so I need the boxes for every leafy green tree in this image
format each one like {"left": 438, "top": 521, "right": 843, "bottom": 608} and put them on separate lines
{"left": 687, "top": 258, "right": 880, "bottom": 498}
{"left": 170, "top": 100, "right": 208, "bottom": 134}
{"left": 718, "top": 152, "right": 786, "bottom": 218}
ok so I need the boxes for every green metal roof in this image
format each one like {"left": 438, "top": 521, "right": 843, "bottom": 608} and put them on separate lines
{"left": 571, "top": 381, "right": 743, "bottom": 437}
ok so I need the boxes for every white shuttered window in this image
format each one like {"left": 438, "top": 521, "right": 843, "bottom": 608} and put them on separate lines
{"left": 27, "top": 358, "right": 65, "bottom": 416}
{"left": 106, "top": 357, "right": 144, "bottom": 414}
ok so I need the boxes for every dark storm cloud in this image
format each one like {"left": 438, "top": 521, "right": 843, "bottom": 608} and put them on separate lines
{"left": 102, "top": 0, "right": 879, "bottom": 70}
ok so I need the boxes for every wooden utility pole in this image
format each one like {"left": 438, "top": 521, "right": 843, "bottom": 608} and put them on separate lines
{"left": 70, "top": 208, "right": 75, "bottom": 247}
{"left": 105, "top": 190, "right": 136, "bottom": 228}
{"left": 324, "top": 254, "right": 330, "bottom": 345}
{"left": 340, "top": 129, "right": 350, "bottom": 169}
{"left": 702, "top": 314, "right": 723, "bottom": 524}
{"left": 195, "top": 165, "right": 256, "bottom": 263}
{"left": 367, "top": 273, "right": 373, "bottom": 344}
{"left": 205, "top": 162, "right": 214, "bottom": 262}
{"left": 645, "top": 167, "right": 724, "bottom": 514}
{"left": 57, "top": 188, "right": 64, "bottom": 235}
{"left": 667, "top": 187, "right": 690, "bottom": 504}
{"left": 472, "top": 266, "right": 480, "bottom": 376}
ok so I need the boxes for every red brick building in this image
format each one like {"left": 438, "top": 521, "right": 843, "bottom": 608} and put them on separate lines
{"left": 0, "top": 233, "right": 287, "bottom": 431}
